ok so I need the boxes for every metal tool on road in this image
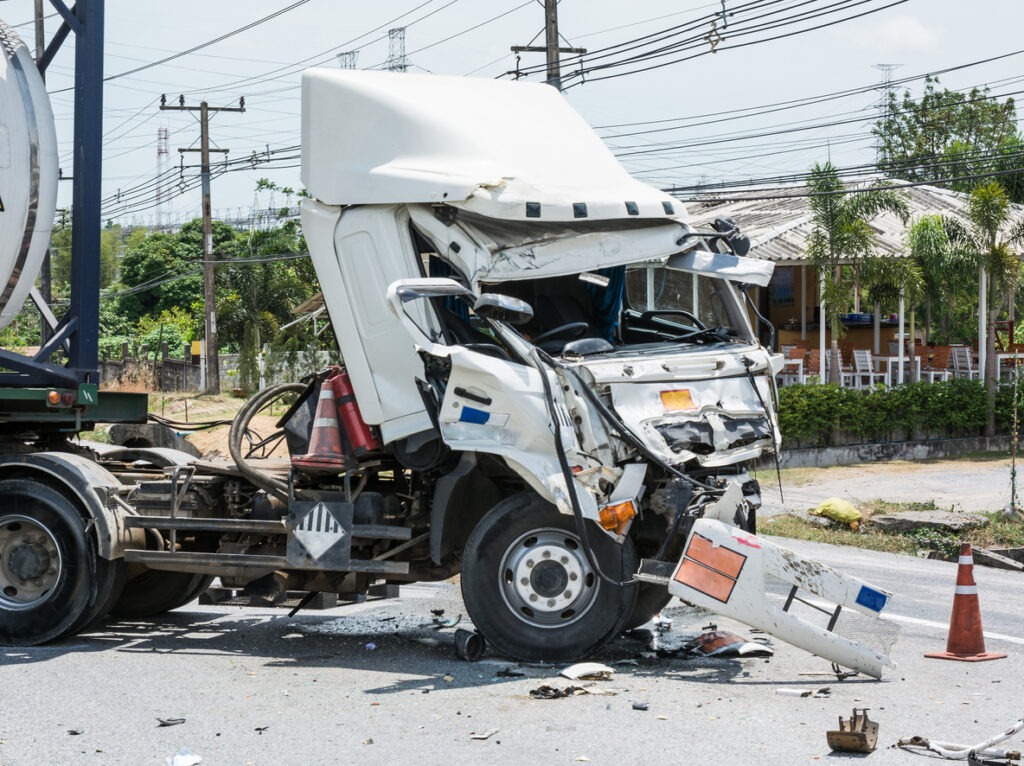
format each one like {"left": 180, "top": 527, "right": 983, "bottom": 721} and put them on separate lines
{"left": 827, "top": 708, "right": 878, "bottom": 753}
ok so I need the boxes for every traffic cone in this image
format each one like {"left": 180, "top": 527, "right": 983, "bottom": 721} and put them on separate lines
{"left": 925, "top": 542, "right": 1006, "bottom": 662}
{"left": 292, "top": 378, "right": 349, "bottom": 472}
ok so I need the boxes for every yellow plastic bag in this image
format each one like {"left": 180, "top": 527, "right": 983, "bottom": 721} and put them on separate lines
{"left": 810, "top": 497, "right": 862, "bottom": 529}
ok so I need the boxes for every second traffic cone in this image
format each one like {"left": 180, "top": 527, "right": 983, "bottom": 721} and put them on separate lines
{"left": 292, "top": 378, "right": 349, "bottom": 472}
{"left": 925, "top": 542, "right": 1006, "bottom": 662}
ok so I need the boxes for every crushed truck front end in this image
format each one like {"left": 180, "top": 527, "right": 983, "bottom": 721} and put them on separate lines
{"left": 299, "top": 67, "right": 896, "bottom": 672}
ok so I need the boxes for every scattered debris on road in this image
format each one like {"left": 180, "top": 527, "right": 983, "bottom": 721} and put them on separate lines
{"left": 897, "top": 713, "right": 1024, "bottom": 762}
{"left": 157, "top": 718, "right": 186, "bottom": 728}
{"left": 560, "top": 662, "right": 615, "bottom": 681}
{"left": 776, "top": 687, "right": 832, "bottom": 698}
{"left": 166, "top": 749, "right": 202, "bottom": 766}
{"left": 530, "top": 685, "right": 586, "bottom": 699}
{"left": 826, "top": 708, "right": 878, "bottom": 753}
{"left": 682, "top": 629, "right": 774, "bottom": 658}
{"left": 470, "top": 728, "right": 499, "bottom": 740}
{"left": 454, "top": 628, "right": 484, "bottom": 661}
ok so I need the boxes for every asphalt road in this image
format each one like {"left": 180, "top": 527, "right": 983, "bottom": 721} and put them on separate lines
{"left": 2, "top": 537, "right": 1022, "bottom": 766}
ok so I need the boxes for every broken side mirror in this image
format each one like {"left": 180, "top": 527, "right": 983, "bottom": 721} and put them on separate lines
{"left": 473, "top": 293, "right": 534, "bottom": 326}
{"left": 712, "top": 217, "right": 751, "bottom": 256}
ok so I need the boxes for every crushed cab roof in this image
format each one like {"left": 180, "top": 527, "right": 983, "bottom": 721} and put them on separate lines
{"left": 301, "top": 68, "right": 684, "bottom": 223}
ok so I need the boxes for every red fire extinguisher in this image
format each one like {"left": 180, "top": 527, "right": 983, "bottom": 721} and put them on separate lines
{"left": 328, "top": 367, "right": 381, "bottom": 456}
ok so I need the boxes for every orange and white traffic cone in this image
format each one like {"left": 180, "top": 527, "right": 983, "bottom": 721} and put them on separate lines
{"left": 925, "top": 542, "right": 1006, "bottom": 662}
{"left": 292, "top": 378, "right": 349, "bottom": 472}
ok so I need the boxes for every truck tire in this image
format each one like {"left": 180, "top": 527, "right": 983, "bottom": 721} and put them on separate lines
{"left": 0, "top": 478, "right": 109, "bottom": 645}
{"left": 111, "top": 571, "right": 214, "bottom": 619}
{"left": 623, "top": 584, "right": 674, "bottom": 631}
{"left": 461, "top": 491, "right": 638, "bottom": 663}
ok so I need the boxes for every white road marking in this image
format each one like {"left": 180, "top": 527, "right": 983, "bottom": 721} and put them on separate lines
{"left": 885, "top": 612, "right": 1024, "bottom": 646}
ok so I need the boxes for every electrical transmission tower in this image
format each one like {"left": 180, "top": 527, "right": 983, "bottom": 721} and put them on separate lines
{"left": 386, "top": 28, "right": 407, "bottom": 72}
{"left": 159, "top": 95, "right": 246, "bottom": 395}
{"left": 336, "top": 50, "right": 359, "bottom": 69}
{"left": 511, "top": 0, "right": 586, "bottom": 91}
{"left": 155, "top": 127, "right": 169, "bottom": 230}
{"left": 873, "top": 63, "right": 901, "bottom": 163}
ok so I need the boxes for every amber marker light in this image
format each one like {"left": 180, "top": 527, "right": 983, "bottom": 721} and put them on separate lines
{"left": 660, "top": 389, "right": 697, "bottom": 411}
{"left": 46, "top": 390, "right": 61, "bottom": 406}
{"left": 598, "top": 500, "right": 637, "bottom": 535}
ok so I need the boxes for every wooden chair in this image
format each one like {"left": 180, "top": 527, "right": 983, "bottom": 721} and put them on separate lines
{"left": 921, "top": 346, "right": 952, "bottom": 383}
{"left": 805, "top": 349, "right": 822, "bottom": 382}
{"left": 951, "top": 346, "right": 979, "bottom": 380}
{"left": 778, "top": 346, "right": 807, "bottom": 386}
{"left": 851, "top": 349, "right": 887, "bottom": 388}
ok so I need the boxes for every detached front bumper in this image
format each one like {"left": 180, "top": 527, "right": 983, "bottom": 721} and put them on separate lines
{"left": 638, "top": 519, "right": 897, "bottom": 679}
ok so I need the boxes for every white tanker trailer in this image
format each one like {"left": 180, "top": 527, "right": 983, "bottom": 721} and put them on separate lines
{"left": 0, "top": 19, "right": 58, "bottom": 330}
{"left": 0, "top": 18, "right": 899, "bottom": 677}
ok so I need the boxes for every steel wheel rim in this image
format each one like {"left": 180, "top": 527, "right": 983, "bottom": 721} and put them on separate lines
{"left": 0, "top": 514, "right": 63, "bottom": 611}
{"left": 499, "top": 526, "right": 599, "bottom": 628}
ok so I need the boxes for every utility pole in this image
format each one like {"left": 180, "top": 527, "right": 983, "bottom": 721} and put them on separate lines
{"left": 160, "top": 95, "right": 245, "bottom": 394}
{"left": 511, "top": 0, "right": 585, "bottom": 91}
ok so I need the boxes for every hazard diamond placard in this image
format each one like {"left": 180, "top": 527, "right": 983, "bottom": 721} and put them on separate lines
{"left": 287, "top": 500, "right": 353, "bottom": 570}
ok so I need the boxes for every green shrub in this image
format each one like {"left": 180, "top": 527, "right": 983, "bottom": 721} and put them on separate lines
{"left": 778, "top": 378, "right": 988, "bottom": 448}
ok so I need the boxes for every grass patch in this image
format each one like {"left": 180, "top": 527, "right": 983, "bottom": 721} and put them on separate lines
{"left": 764, "top": 499, "right": 1024, "bottom": 559}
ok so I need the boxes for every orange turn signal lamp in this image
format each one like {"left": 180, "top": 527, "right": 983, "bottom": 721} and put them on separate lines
{"left": 598, "top": 499, "right": 637, "bottom": 535}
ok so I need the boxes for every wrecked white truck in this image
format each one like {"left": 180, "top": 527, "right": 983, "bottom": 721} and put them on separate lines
{"left": 0, "top": 26, "right": 897, "bottom": 676}
{"left": 296, "top": 69, "right": 898, "bottom": 675}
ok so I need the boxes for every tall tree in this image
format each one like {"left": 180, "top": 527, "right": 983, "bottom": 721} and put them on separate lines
{"left": 873, "top": 76, "right": 1023, "bottom": 200}
{"left": 805, "top": 162, "right": 909, "bottom": 383}
{"left": 904, "top": 215, "right": 976, "bottom": 344}
{"left": 218, "top": 219, "right": 312, "bottom": 391}
{"left": 943, "top": 181, "right": 1024, "bottom": 435}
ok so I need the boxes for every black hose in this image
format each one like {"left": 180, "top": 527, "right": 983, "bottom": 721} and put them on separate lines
{"left": 228, "top": 382, "right": 309, "bottom": 502}
{"left": 530, "top": 347, "right": 633, "bottom": 588}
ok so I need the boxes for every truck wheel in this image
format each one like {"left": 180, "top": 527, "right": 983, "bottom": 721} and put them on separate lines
{"left": 461, "top": 491, "right": 638, "bottom": 663}
{"left": 624, "top": 584, "right": 674, "bottom": 631}
{"left": 111, "top": 571, "right": 214, "bottom": 619}
{"left": 0, "top": 478, "right": 103, "bottom": 645}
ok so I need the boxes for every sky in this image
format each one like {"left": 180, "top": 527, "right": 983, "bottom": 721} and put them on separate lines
{"left": 1, "top": 0, "right": 1022, "bottom": 229}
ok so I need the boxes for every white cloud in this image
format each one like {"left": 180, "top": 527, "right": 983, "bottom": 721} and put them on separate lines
{"left": 850, "top": 14, "right": 942, "bottom": 53}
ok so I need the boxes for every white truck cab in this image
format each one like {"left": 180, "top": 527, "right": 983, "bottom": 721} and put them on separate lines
{"left": 297, "top": 70, "right": 896, "bottom": 676}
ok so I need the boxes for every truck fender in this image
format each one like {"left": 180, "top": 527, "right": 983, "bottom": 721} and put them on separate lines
{"left": 429, "top": 452, "right": 501, "bottom": 565}
{"left": 0, "top": 452, "right": 129, "bottom": 560}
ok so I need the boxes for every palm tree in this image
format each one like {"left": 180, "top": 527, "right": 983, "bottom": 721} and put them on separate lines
{"left": 805, "top": 163, "right": 910, "bottom": 383}
{"left": 860, "top": 253, "right": 923, "bottom": 359}
{"left": 904, "top": 215, "right": 976, "bottom": 344}
{"left": 943, "top": 181, "right": 1024, "bottom": 435}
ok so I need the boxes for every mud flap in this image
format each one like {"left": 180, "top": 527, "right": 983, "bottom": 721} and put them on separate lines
{"left": 660, "top": 519, "right": 897, "bottom": 678}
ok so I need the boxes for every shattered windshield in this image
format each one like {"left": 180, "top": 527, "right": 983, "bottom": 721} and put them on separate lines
{"left": 623, "top": 265, "right": 753, "bottom": 343}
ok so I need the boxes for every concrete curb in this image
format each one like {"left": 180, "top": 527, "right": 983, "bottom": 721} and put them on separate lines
{"left": 761, "top": 435, "right": 1013, "bottom": 469}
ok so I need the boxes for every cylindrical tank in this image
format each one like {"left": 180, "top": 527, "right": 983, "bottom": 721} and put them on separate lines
{"left": 0, "top": 20, "right": 58, "bottom": 331}
{"left": 329, "top": 367, "right": 382, "bottom": 456}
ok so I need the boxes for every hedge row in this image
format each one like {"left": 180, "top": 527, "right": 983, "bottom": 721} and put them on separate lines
{"left": 776, "top": 379, "right": 1024, "bottom": 448}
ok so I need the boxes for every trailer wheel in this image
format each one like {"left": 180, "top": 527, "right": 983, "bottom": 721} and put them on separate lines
{"left": 111, "top": 571, "right": 214, "bottom": 619}
{"left": 461, "top": 491, "right": 637, "bottom": 663}
{"left": 0, "top": 478, "right": 102, "bottom": 645}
